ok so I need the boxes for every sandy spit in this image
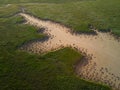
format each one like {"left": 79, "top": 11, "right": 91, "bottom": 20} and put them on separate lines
{"left": 19, "top": 13, "right": 120, "bottom": 90}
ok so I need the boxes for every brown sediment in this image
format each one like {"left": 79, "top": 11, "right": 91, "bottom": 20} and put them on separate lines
{"left": 19, "top": 13, "right": 120, "bottom": 90}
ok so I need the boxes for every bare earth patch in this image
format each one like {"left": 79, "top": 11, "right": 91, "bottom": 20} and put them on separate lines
{"left": 19, "top": 13, "right": 120, "bottom": 90}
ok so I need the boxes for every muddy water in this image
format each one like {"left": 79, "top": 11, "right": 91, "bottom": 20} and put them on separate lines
{"left": 20, "top": 13, "right": 120, "bottom": 89}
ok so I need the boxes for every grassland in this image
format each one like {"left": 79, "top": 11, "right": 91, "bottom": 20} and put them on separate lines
{"left": 0, "top": 0, "right": 120, "bottom": 35}
{"left": 0, "top": 3, "right": 111, "bottom": 89}
{"left": 19, "top": 0, "right": 120, "bottom": 36}
{"left": 0, "top": 0, "right": 83, "bottom": 4}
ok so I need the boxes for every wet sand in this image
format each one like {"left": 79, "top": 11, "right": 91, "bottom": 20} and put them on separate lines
{"left": 19, "top": 13, "right": 120, "bottom": 90}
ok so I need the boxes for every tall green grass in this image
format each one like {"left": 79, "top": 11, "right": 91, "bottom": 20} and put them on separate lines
{"left": 0, "top": 0, "right": 90, "bottom": 4}
{"left": 21, "top": 0, "right": 120, "bottom": 36}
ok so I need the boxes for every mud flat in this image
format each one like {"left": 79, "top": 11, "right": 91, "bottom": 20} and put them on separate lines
{"left": 19, "top": 13, "right": 120, "bottom": 90}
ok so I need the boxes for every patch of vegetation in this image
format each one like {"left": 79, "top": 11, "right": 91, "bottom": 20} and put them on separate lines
{"left": 0, "top": 0, "right": 92, "bottom": 5}
{"left": 20, "top": 0, "right": 120, "bottom": 36}
{"left": 0, "top": 5, "right": 111, "bottom": 90}
{"left": 0, "top": 5, "right": 20, "bottom": 18}
{"left": 0, "top": 47, "right": 110, "bottom": 90}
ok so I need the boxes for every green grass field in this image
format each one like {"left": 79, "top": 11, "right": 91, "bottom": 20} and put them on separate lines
{"left": 0, "top": 0, "right": 83, "bottom": 4}
{"left": 0, "top": 0, "right": 119, "bottom": 89}
{"left": 23, "top": 0, "right": 120, "bottom": 36}
{"left": 0, "top": 0, "right": 120, "bottom": 35}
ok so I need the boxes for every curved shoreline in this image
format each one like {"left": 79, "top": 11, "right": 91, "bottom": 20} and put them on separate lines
{"left": 19, "top": 13, "right": 120, "bottom": 90}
